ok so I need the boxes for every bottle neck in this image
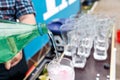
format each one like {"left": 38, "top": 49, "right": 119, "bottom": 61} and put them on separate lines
{"left": 37, "top": 23, "right": 48, "bottom": 35}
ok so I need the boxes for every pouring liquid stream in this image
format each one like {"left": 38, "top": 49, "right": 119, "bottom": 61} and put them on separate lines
{"left": 48, "top": 30, "right": 59, "bottom": 59}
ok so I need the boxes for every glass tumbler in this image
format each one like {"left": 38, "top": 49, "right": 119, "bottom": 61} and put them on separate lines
{"left": 47, "top": 58, "right": 75, "bottom": 80}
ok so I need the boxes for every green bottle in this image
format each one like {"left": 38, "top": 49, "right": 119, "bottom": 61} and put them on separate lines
{"left": 0, "top": 19, "right": 48, "bottom": 63}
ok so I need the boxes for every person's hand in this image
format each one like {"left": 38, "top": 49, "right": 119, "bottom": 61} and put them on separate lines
{"left": 4, "top": 51, "right": 23, "bottom": 70}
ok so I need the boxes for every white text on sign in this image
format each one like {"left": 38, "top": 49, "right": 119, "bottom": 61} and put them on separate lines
{"left": 43, "top": 0, "right": 76, "bottom": 20}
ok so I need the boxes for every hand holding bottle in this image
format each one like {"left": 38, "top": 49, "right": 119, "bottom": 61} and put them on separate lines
{"left": 4, "top": 51, "right": 23, "bottom": 70}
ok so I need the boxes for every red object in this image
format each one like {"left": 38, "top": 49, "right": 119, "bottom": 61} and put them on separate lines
{"left": 116, "top": 29, "right": 120, "bottom": 43}
{"left": 25, "top": 63, "right": 37, "bottom": 78}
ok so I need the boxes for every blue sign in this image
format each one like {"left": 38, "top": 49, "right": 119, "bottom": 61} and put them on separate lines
{"left": 24, "top": 0, "right": 80, "bottom": 60}
{"left": 32, "top": 0, "right": 80, "bottom": 23}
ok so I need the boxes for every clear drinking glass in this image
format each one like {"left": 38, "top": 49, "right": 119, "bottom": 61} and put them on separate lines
{"left": 69, "top": 29, "right": 87, "bottom": 68}
{"left": 80, "top": 23, "right": 95, "bottom": 58}
{"left": 72, "top": 46, "right": 87, "bottom": 68}
{"left": 60, "top": 23, "right": 76, "bottom": 56}
{"left": 93, "top": 17, "right": 112, "bottom": 60}
{"left": 60, "top": 24, "right": 76, "bottom": 45}
{"left": 47, "top": 58, "right": 75, "bottom": 80}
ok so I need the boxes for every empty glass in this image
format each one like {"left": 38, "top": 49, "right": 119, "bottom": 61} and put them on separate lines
{"left": 60, "top": 13, "right": 114, "bottom": 66}
{"left": 60, "top": 23, "right": 77, "bottom": 56}
{"left": 72, "top": 46, "right": 87, "bottom": 68}
{"left": 93, "top": 17, "right": 113, "bottom": 60}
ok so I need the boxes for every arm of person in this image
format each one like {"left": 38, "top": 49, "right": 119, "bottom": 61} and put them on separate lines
{"left": 19, "top": 14, "right": 36, "bottom": 25}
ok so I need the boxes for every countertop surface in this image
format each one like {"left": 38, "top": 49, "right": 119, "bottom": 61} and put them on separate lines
{"left": 91, "top": 0, "right": 120, "bottom": 79}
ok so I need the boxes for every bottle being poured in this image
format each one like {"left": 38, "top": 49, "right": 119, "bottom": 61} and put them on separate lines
{"left": 0, "top": 19, "right": 48, "bottom": 63}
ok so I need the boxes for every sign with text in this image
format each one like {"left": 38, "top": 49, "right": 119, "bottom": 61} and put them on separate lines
{"left": 32, "top": 0, "right": 80, "bottom": 23}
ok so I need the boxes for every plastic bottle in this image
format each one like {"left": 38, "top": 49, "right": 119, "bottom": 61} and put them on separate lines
{"left": 0, "top": 19, "right": 48, "bottom": 63}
